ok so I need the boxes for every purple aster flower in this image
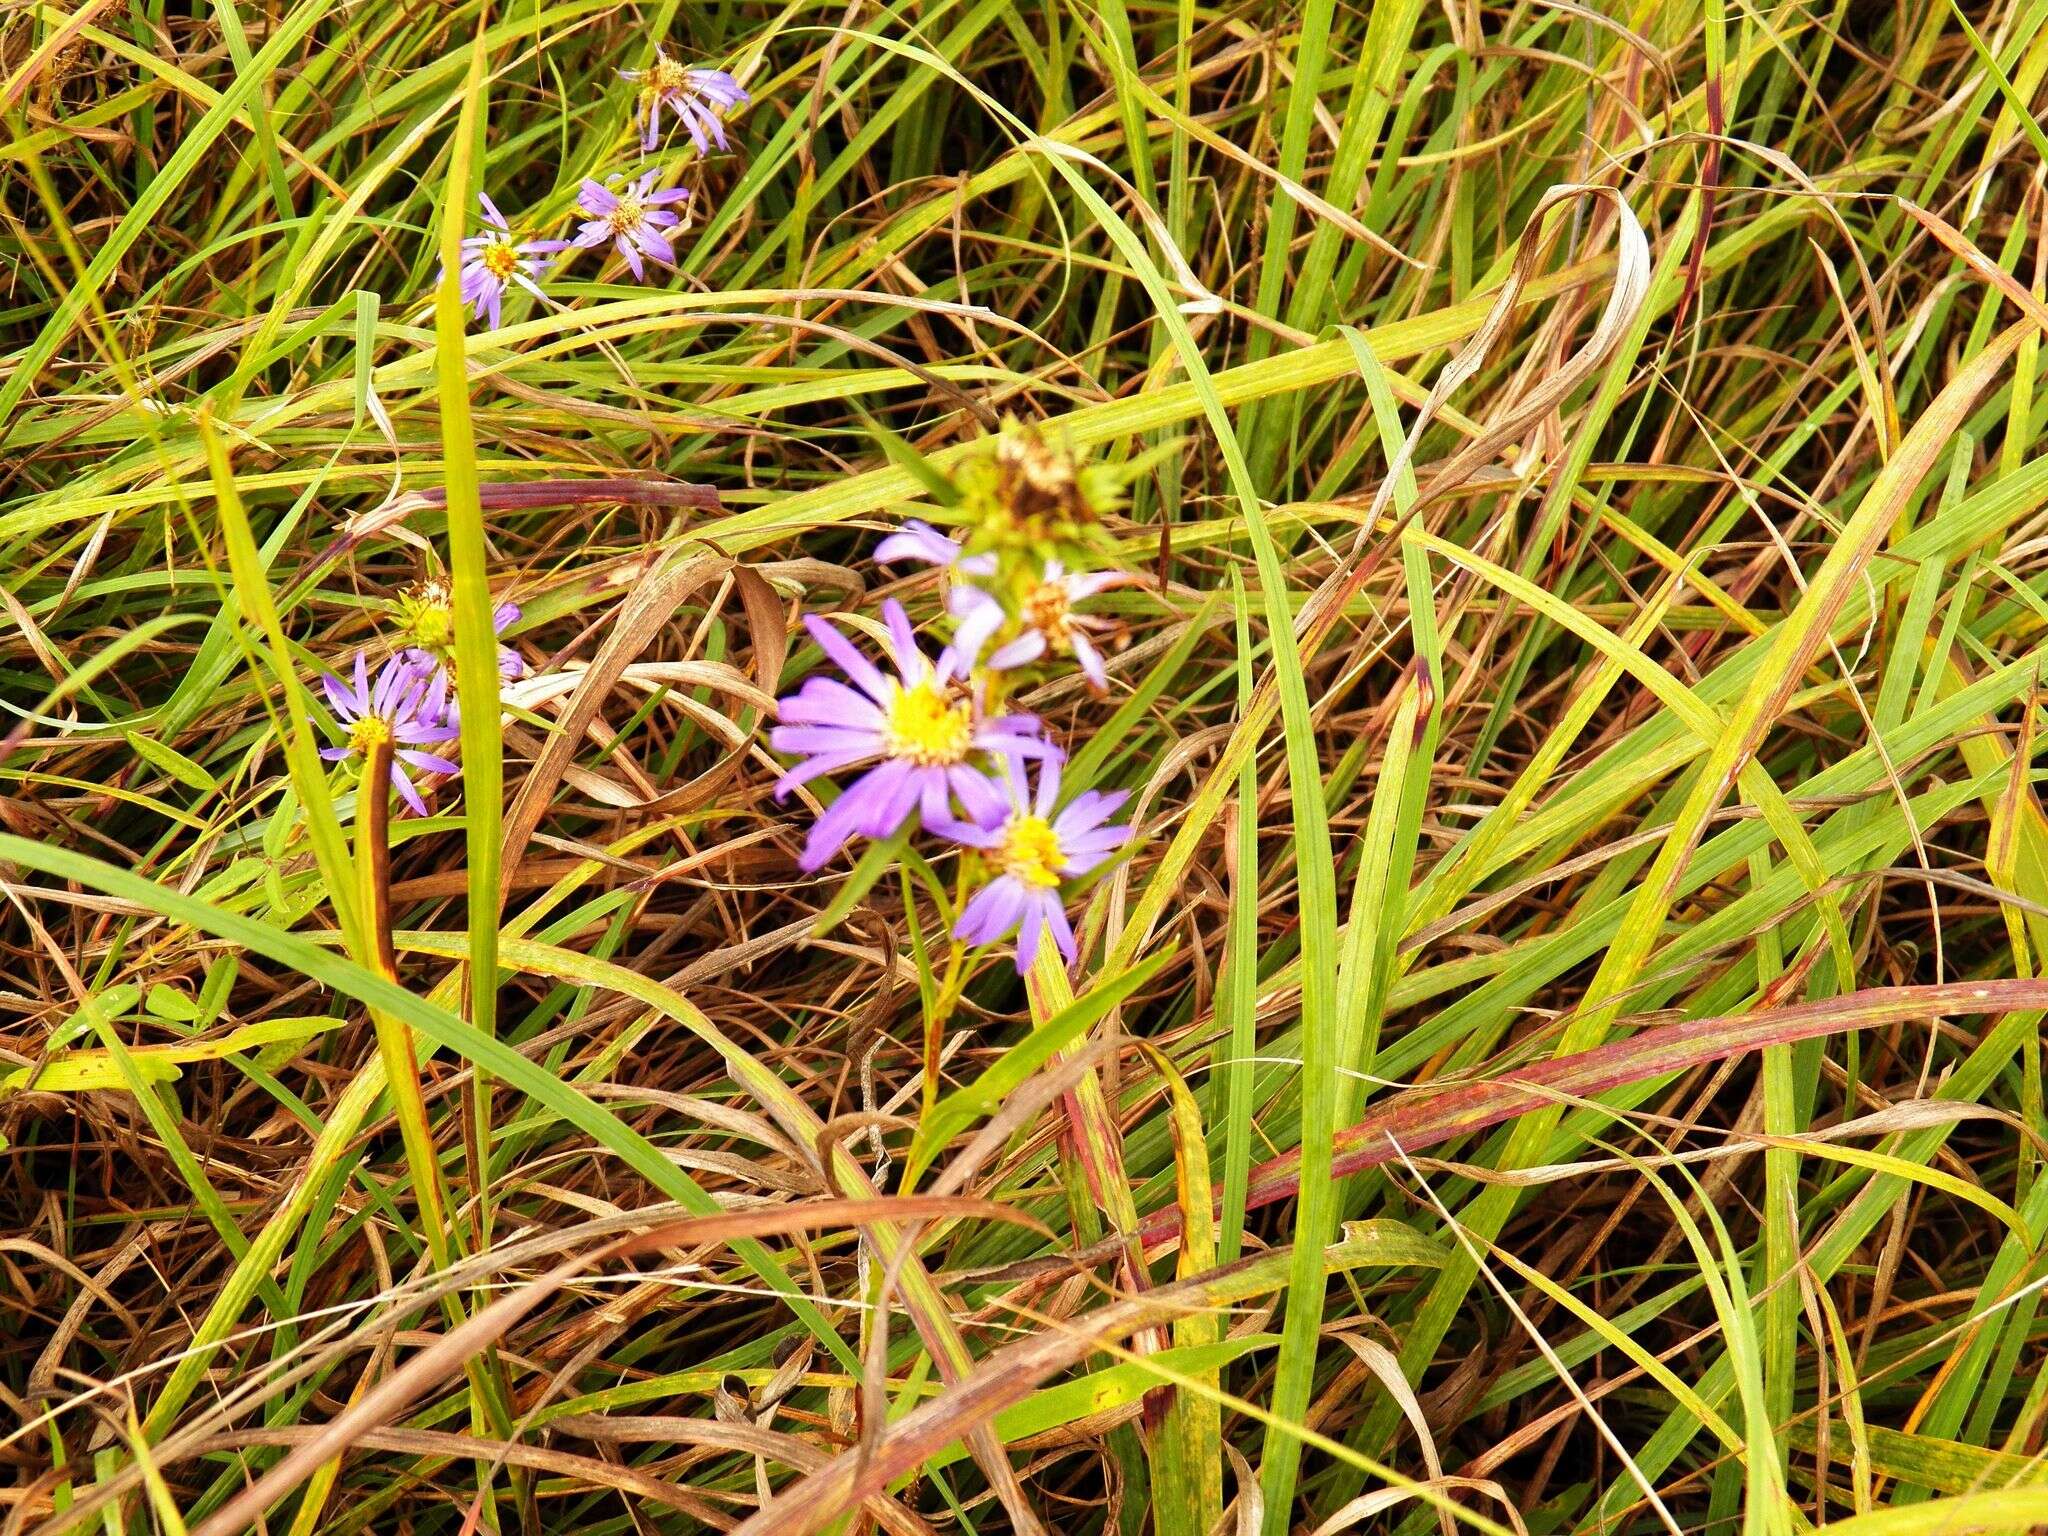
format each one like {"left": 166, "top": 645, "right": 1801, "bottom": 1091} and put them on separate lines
{"left": 874, "top": 519, "right": 997, "bottom": 578}
{"left": 620, "top": 49, "right": 749, "bottom": 155}
{"left": 571, "top": 171, "right": 691, "bottom": 281}
{"left": 449, "top": 193, "right": 569, "bottom": 331}
{"left": 945, "top": 755, "right": 1131, "bottom": 974}
{"left": 396, "top": 589, "right": 527, "bottom": 727}
{"left": 953, "top": 561, "right": 1127, "bottom": 691}
{"left": 320, "top": 652, "right": 461, "bottom": 817}
{"left": 770, "top": 598, "right": 1052, "bottom": 872}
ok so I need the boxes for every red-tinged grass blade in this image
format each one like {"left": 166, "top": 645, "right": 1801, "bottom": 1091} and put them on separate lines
{"left": 1129, "top": 979, "right": 2048, "bottom": 1252}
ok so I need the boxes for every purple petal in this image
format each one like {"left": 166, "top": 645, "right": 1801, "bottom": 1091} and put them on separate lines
{"left": 1013, "top": 897, "right": 1048, "bottom": 975}
{"left": 1055, "top": 789, "right": 1130, "bottom": 837}
{"left": 399, "top": 749, "right": 461, "bottom": 776}
{"left": 876, "top": 520, "right": 962, "bottom": 568}
{"left": 802, "top": 615, "right": 894, "bottom": 705}
{"left": 1072, "top": 632, "right": 1108, "bottom": 691}
{"left": 976, "top": 716, "right": 1058, "bottom": 757}
{"left": 1043, "top": 897, "right": 1077, "bottom": 967}
{"left": 799, "top": 778, "right": 883, "bottom": 871}
{"left": 949, "top": 764, "right": 1006, "bottom": 827}
{"left": 621, "top": 241, "right": 646, "bottom": 280}
{"left": 932, "top": 807, "right": 1003, "bottom": 849}
{"left": 774, "top": 747, "right": 875, "bottom": 799}
{"left": 389, "top": 764, "right": 428, "bottom": 818}
{"left": 950, "top": 592, "right": 1005, "bottom": 663}
{"left": 842, "top": 757, "right": 914, "bottom": 838}
{"left": 640, "top": 230, "right": 677, "bottom": 269}
{"left": 988, "top": 632, "right": 1046, "bottom": 671}
{"left": 322, "top": 672, "right": 356, "bottom": 717}
{"left": 1034, "top": 755, "right": 1063, "bottom": 817}
{"left": 319, "top": 745, "right": 351, "bottom": 762}
{"left": 957, "top": 877, "right": 1026, "bottom": 947}
{"left": 876, "top": 763, "right": 937, "bottom": 837}
{"left": 682, "top": 104, "right": 710, "bottom": 156}
{"left": 771, "top": 723, "right": 885, "bottom": 755}
{"left": 777, "top": 677, "right": 887, "bottom": 730}
{"left": 577, "top": 179, "right": 618, "bottom": 215}
{"left": 478, "top": 192, "right": 508, "bottom": 231}
{"left": 879, "top": 599, "right": 922, "bottom": 677}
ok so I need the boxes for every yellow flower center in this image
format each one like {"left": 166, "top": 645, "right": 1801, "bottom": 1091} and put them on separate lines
{"left": 348, "top": 715, "right": 393, "bottom": 753}
{"left": 480, "top": 237, "right": 520, "bottom": 278}
{"left": 606, "top": 192, "right": 647, "bottom": 235}
{"left": 398, "top": 582, "right": 454, "bottom": 648}
{"left": 647, "top": 55, "right": 689, "bottom": 95}
{"left": 1023, "top": 580, "right": 1074, "bottom": 647}
{"left": 883, "top": 680, "right": 974, "bottom": 766}
{"left": 1000, "top": 815, "right": 1065, "bottom": 888}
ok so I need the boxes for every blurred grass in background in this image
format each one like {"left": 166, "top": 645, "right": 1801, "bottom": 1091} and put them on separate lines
{"left": 7, "top": 0, "right": 2048, "bottom": 1532}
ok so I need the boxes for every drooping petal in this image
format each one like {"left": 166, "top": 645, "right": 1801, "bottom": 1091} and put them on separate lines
{"left": 389, "top": 763, "right": 429, "bottom": 818}
{"left": 1041, "top": 895, "right": 1078, "bottom": 967}
{"left": 949, "top": 590, "right": 1006, "bottom": 664}
{"left": 398, "top": 749, "right": 460, "bottom": 776}
{"left": 948, "top": 763, "right": 1006, "bottom": 827}
{"left": 956, "top": 876, "right": 1026, "bottom": 947}
{"left": 987, "top": 632, "right": 1046, "bottom": 671}
{"left": 799, "top": 774, "right": 887, "bottom": 871}
{"left": 478, "top": 191, "right": 509, "bottom": 231}
{"left": 773, "top": 748, "right": 875, "bottom": 800}
{"left": 931, "top": 796, "right": 1004, "bottom": 848}
{"left": 322, "top": 672, "right": 357, "bottom": 718}
{"left": 1013, "top": 896, "right": 1047, "bottom": 975}
{"left": 1070, "top": 631, "right": 1109, "bottom": 691}
{"left": 863, "top": 758, "right": 926, "bottom": 837}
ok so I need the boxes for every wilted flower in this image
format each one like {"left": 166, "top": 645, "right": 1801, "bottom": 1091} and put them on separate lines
{"left": 771, "top": 599, "right": 1052, "bottom": 871}
{"left": 621, "top": 49, "right": 749, "bottom": 155}
{"left": 393, "top": 582, "right": 525, "bottom": 727}
{"left": 952, "top": 560, "right": 1125, "bottom": 691}
{"left": 320, "top": 653, "right": 460, "bottom": 817}
{"left": 944, "top": 754, "right": 1130, "bottom": 974}
{"left": 572, "top": 171, "right": 690, "bottom": 280}
{"left": 450, "top": 193, "right": 567, "bottom": 330}
{"left": 950, "top": 417, "right": 1126, "bottom": 574}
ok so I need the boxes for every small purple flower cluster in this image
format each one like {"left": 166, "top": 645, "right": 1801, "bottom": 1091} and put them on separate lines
{"left": 319, "top": 591, "right": 525, "bottom": 816}
{"left": 450, "top": 47, "right": 748, "bottom": 327}
{"left": 773, "top": 526, "right": 1133, "bottom": 975}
